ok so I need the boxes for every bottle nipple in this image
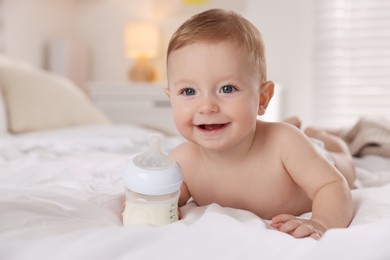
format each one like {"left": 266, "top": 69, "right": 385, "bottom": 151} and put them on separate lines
{"left": 123, "top": 135, "right": 183, "bottom": 196}
{"left": 133, "top": 136, "right": 174, "bottom": 170}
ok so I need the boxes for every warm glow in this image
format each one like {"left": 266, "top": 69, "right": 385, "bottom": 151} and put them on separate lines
{"left": 124, "top": 23, "right": 160, "bottom": 82}
{"left": 124, "top": 23, "right": 160, "bottom": 59}
{"left": 182, "top": 0, "right": 209, "bottom": 5}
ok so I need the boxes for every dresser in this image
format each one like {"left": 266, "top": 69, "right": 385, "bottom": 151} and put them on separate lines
{"left": 89, "top": 82, "right": 178, "bottom": 135}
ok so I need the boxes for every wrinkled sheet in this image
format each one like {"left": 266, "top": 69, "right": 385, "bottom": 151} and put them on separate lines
{"left": 0, "top": 124, "right": 390, "bottom": 260}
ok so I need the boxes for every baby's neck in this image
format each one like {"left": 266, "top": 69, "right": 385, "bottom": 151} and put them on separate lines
{"left": 199, "top": 133, "right": 257, "bottom": 164}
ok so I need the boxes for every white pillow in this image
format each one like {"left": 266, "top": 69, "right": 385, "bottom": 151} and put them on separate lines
{"left": 0, "top": 55, "right": 13, "bottom": 133}
{"left": 0, "top": 55, "right": 110, "bottom": 133}
{"left": 0, "top": 87, "right": 7, "bottom": 133}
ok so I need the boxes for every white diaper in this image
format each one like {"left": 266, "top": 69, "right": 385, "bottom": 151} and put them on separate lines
{"left": 310, "top": 138, "right": 335, "bottom": 165}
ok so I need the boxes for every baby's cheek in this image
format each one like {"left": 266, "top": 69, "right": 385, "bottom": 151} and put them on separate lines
{"left": 173, "top": 113, "right": 192, "bottom": 135}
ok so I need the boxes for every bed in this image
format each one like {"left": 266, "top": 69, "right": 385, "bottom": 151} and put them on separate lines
{"left": 1, "top": 55, "right": 390, "bottom": 260}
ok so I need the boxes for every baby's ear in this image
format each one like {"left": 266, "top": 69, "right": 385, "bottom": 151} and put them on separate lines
{"left": 258, "top": 81, "right": 274, "bottom": 115}
{"left": 163, "top": 87, "right": 170, "bottom": 98}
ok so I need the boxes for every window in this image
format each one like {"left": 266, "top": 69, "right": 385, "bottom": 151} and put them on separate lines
{"left": 313, "top": 0, "right": 390, "bottom": 127}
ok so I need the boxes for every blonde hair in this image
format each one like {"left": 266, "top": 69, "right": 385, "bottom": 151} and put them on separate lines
{"left": 167, "top": 9, "right": 267, "bottom": 83}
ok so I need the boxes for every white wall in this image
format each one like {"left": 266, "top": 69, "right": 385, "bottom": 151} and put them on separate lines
{"left": 2, "top": 0, "right": 77, "bottom": 68}
{"left": 2, "top": 0, "right": 315, "bottom": 123}
{"left": 76, "top": 0, "right": 156, "bottom": 81}
{"left": 245, "top": 0, "right": 315, "bottom": 123}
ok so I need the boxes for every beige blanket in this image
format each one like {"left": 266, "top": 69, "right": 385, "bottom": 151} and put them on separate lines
{"left": 343, "top": 117, "right": 390, "bottom": 158}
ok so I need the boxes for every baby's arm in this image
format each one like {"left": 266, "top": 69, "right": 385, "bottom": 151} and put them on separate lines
{"left": 179, "top": 181, "right": 191, "bottom": 207}
{"left": 271, "top": 124, "right": 353, "bottom": 239}
{"left": 169, "top": 144, "right": 192, "bottom": 218}
{"left": 177, "top": 182, "right": 191, "bottom": 220}
{"left": 271, "top": 179, "right": 352, "bottom": 239}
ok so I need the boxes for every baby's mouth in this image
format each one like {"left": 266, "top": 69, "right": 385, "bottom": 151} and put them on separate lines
{"left": 197, "top": 123, "right": 228, "bottom": 131}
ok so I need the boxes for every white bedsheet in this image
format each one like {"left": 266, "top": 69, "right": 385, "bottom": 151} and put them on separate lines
{"left": 0, "top": 125, "right": 390, "bottom": 260}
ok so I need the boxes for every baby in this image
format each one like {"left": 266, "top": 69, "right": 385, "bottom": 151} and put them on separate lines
{"left": 164, "top": 9, "right": 355, "bottom": 239}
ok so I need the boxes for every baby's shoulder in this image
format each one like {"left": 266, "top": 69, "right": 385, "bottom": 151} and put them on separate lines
{"left": 258, "top": 120, "right": 303, "bottom": 139}
{"left": 257, "top": 121, "right": 312, "bottom": 156}
{"left": 169, "top": 142, "right": 199, "bottom": 162}
{"left": 256, "top": 121, "right": 310, "bottom": 153}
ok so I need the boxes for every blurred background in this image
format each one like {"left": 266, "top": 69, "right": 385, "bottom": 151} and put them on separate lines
{"left": 0, "top": 0, "right": 389, "bottom": 128}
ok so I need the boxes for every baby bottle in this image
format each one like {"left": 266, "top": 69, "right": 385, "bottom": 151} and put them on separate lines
{"left": 122, "top": 136, "right": 183, "bottom": 226}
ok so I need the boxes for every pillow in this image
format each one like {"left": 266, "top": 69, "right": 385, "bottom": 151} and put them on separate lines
{"left": 0, "top": 86, "right": 7, "bottom": 133}
{"left": 0, "top": 55, "right": 110, "bottom": 133}
{"left": 0, "top": 55, "right": 13, "bottom": 133}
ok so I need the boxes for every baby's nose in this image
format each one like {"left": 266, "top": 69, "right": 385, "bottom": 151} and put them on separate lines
{"left": 198, "top": 95, "right": 220, "bottom": 114}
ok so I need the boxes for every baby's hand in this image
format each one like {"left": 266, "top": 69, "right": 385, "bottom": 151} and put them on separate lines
{"left": 270, "top": 214, "right": 326, "bottom": 240}
{"left": 121, "top": 197, "right": 126, "bottom": 217}
{"left": 178, "top": 207, "right": 182, "bottom": 220}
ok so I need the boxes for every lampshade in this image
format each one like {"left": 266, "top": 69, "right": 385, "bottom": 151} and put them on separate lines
{"left": 124, "top": 23, "right": 160, "bottom": 59}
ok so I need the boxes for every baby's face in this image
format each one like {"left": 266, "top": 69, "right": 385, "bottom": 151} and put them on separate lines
{"left": 166, "top": 41, "right": 261, "bottom": 151}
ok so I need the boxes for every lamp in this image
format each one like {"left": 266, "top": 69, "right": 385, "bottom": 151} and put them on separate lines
{"left": 124, "top": 23, "right": 160, "bottom": 82}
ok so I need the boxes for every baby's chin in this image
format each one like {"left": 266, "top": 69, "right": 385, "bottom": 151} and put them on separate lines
{"left": 193, "top": 138, "right": 237, "bottom": 153}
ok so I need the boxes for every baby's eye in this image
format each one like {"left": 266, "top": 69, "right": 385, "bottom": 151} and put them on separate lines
{"left": 180, "top": 88, "right": 196, "bottom": 96}
{"left": 220, "top": 84, "right": 237, "bottom": 94}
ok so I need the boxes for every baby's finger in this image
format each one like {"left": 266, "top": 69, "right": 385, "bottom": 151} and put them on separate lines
{"left": 271, "top": 214, "right": 295, "bottom": 224}
{"left": 310, "top": 233, "right": 321, "bottom": 240}
{"left": 270, "top": 214, "right": 293, "bottom": 229}
{"left": 270, "top": 222, "right": 283, "bottom": 229}
{"left": 291, "top": 223, "right": 316, "bottom": 238}
{"left": 278, "top": 219, "right": 302, "bottom": 234}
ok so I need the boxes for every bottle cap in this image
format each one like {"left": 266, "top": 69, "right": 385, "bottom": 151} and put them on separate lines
{"left": 123, "top": 136, "right": 183, "bottom": 195}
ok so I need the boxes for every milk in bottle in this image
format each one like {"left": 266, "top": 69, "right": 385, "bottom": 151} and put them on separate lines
{"left": 122, "top": 136, "right": 183, "bottom": 226}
